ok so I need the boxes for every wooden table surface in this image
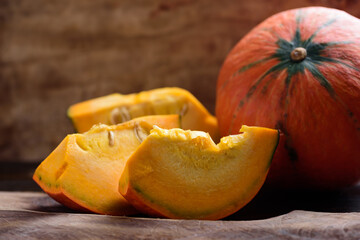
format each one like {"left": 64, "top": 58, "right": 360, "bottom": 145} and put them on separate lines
{"left": 1, "top": 191, "right": 360, "bottom": 240}
{"left": 1, "top": 163, "right": 360, "bottom": 239}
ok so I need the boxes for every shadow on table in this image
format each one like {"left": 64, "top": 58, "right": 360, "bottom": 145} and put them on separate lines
{"left": 225, "top": 184, "right": 360, "bottom": 220}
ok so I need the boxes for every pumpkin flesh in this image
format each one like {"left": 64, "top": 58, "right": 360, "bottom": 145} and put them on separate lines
{"left": 33, "top": 115, "right": 180, "bottom": 215}
{"left": 68, "top": 87, "right": 219, "bottom": 142}
{"left": 119, "top": 125, "right": 279, "bottom": 220}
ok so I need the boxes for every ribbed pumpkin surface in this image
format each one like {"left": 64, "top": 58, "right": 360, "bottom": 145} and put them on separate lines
{"left": 216, "top": 7, "right": 360, "bottom": 188}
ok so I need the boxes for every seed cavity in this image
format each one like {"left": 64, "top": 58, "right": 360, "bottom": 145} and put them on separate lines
{"left": 134, "top": 123, "right": 148, "bottom": 143}
{"left": 76, "top": 138, "right": 89, "bottom": 151}
{"left": 110, "top": 107, "right": 131, "bottom": 124}
{"left": 108, "top": 131, "right": 115, "bottom": 147}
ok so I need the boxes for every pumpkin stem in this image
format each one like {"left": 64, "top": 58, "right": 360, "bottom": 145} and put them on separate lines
{"left": 290, "top": 47, "right": 307, "bottom": 62}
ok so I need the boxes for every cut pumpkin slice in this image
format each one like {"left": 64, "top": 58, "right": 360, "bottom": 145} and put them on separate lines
{"left": 33, "top": 115, "right": 180, "bottom": 215}
{"left": 67, "top": 87, "right": 219, "bottom": 142}
{"left": 119, "top": 125, "right": 279, "bottom": 220}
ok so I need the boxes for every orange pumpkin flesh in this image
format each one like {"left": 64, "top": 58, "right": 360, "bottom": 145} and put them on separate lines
{"left": 67, "top": 87, "right": 219, "bottom": 142}
{"left": 33, "top": 136, "right": 89, "bottom": 212}
{"left": 216, "top": 7, "right": 360, "bottom": 189}
{"left": 33, "top": 115, "right": 180, "bottom": 215}
{"left": 119, "top": 126, "right": 279, "bottom": 220}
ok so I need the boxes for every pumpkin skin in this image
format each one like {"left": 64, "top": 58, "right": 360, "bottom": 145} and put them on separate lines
{"left": 216, "top": 7, "right": 360, "bottom": 189}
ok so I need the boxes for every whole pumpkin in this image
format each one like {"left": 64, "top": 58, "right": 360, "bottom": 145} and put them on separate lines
{"left": 216, "top": 7, "right": 360, "bottom": 189}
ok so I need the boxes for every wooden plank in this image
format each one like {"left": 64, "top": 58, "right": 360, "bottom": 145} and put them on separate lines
{"left": 1, "top": 191, "right": 360, "bottom": 239}
{"left": 0, "top": 191, "right": 71, "bottom": 213}
{"left": 1, "top": 209, "right": 360, "bottom": 240}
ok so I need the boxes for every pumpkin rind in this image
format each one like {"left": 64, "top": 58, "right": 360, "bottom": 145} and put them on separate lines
{"left": 216, "top": 7, "right": 360, "bottom": 188}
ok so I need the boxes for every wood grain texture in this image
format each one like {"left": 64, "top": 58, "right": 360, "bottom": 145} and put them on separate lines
{"left": 1, "top": 0, "right": 360, "bottom": 162}
{"left": 1, "top": 192, "right": 360, "bottom": 239}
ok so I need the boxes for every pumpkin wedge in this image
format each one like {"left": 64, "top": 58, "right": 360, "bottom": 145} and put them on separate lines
{"left": 33, "top": 115, "right": 180, "bottom": 215}
{"left": 67, "top": 87, "right": 219, "bottom": 142}
{"left": 119, "top": 125, "right": 279, "bottom": 220}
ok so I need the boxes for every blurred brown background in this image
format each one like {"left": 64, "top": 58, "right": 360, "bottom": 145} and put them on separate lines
{"left": 1, "top": 0, "right": 360, "bottom": 163}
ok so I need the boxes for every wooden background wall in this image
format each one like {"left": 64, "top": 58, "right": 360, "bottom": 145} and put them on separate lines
{"left": 1, "top": 0, "right": 360, "bottom": 162}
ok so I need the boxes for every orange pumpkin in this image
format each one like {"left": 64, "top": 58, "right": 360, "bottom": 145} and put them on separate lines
{"left": 216, "top": 7, "right": 360, "bottom": 189}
